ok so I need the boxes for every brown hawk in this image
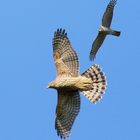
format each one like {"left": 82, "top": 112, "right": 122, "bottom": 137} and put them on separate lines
{"left": 48, "top": 29, "right": 107, "bottom": 139}
{"left": 89, "top": 0, "right": 121, "bottom": 61}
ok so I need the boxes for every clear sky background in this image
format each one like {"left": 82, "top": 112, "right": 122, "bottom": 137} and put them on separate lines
{"left": 0, "top": 0, "right": 140, "bottom": 140}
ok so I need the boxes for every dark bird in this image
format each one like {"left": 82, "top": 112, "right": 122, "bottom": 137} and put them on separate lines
{"left": 90, "top": 0, "right": 121, "bottom": 61}
{"left": 48, "top": 29, "right": 107, "bottom": 139}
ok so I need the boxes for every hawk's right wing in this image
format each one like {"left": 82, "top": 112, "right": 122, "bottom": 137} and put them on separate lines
{"left": 102, "top": 0, "right": 117, "bottom": 27}
{"left": 89, "top": 32, "right": 106, "bottom": 61}
{"left": 52, "top": 29, "right": 79, "bottom": 78}
{"left": 55, "top": 90, "right": 80, "bottom": 139}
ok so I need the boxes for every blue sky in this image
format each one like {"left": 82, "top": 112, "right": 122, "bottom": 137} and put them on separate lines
{"left": 0, "top": 0, "right": 140, "bottom": 140}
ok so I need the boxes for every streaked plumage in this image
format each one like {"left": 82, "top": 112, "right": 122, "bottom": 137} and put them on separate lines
{"left": 48, "top": 29, "right": 107, "bottom": 139}
{"left": 90, "top": 0, "right": 121, "bottom": 61}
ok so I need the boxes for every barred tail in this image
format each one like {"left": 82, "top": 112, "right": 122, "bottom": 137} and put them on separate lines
{"left": 81, "top": 64, "right": 107, "bottom": 104}
{"left": 111, "top": 30, "right": 121, "bottom": 36}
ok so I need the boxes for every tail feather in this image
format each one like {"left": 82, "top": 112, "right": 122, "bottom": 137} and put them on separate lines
{"left": 111, "top": 30, "right": 121, "bottom": 36}
{"left": 81, "top": 64, "right": 107, "bottom": 104}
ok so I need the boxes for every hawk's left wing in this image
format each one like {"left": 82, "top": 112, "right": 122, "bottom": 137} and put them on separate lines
{"left": 53, "top": 29, "right": 79, "bottom": 78}
{"left": 55, "top": 90, "right": 80, "bottom": 139}
{"left": 102, "top": 0, "right": 117, "bottom": 27}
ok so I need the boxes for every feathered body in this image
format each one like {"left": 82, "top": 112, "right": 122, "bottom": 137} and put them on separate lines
{"left": 48, "top": 76, "right": 92, "bottom": 91}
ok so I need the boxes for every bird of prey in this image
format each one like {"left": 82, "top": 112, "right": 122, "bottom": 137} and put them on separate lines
{"left": 89, "top": 0, "right": 121, "bottom": 61}
{"left": 48, "top": 28, "right": 107, "bottom": 139}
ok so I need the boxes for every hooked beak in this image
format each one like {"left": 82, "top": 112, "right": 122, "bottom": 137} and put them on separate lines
{"left": 46, "top": 85, "right": 50, "bottom": 89}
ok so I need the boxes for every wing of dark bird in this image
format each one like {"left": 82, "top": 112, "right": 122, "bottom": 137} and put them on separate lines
{"left": 90, "top": 32, "right": 106, "bottom": 61}
{"left": 102, "top": 0, "right": 117, "bottom": 27}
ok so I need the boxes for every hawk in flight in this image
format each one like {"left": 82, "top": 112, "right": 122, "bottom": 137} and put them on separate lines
{"left": 48, "top": 29, "right": 107, "bottom": 139}
{"left": 89, "top": 0, "right": 121, "bottom": 61}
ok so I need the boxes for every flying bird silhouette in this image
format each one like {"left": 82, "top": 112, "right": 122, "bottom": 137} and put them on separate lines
{"left": 48, "top": 29, "right": 107, "bottom": 139}
{"left": 89, "top": 0, "right": 121, "bottom": 61}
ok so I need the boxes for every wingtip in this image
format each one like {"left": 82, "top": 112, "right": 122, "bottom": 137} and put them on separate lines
{"left": 55, "top": 28, "right": 67, "bottom": 37}
{"left": 89, "top": 54, "right": 96, "bottom": 61}
{"left": 109, "top": 0, "right": 117, "bottom": 6}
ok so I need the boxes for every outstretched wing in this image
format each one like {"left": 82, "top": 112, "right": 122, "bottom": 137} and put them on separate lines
{"left": 55, "top": 90, "right": 80, "bottom": 139}
{"left": 89, "top": 33, "right": 106, "bottom": 61}
{"left": 53, "top": 29, "right": 79, "bottom": 77}
{"left": 102, "top": 0, "right": 117, "bottom": 27}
